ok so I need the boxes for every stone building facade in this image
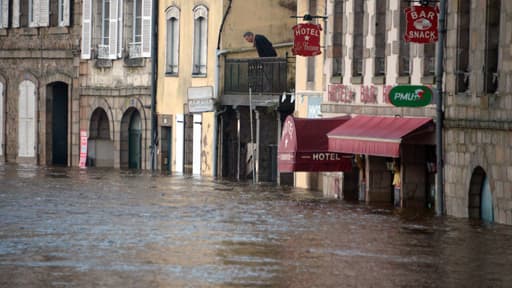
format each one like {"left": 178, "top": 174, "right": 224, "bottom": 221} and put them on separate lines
{"left": 443, "top": 0, "right": 512, "bottom": 224}
{"left": 0, "top": 0, "right": 81, "bottom": 166}
{"left": 79, "top": 0, "right": 153, "bottom": 169}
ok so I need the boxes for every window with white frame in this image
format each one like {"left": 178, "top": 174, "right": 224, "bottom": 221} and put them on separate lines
{"left": 166, "top": 6, "right": 180, "bottom": 74}
{"left": 0, "top": 0, "right": 9, "bottom": 28}
{"left": 129, "top": 0, "right": 151, "bottom": 58}
{"left": 95, "top": 0, "right": 121, "bottom": 59}
{"left": 192, "top": 5, "right": 208, "bottom": 75}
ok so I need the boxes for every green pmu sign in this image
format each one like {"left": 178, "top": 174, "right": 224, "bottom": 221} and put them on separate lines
{"left": 388, "top": 85, "right": 433, "bottom": 107}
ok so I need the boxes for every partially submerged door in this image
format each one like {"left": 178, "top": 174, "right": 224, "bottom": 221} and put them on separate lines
{"left": 128, "top": 112, "right": 141, "bottom": 169}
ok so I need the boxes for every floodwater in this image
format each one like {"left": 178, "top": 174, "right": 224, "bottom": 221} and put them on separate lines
{"left": 0, "top": 164, "right": 511, "bottom": 288}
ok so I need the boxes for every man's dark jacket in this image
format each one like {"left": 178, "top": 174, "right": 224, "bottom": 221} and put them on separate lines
{"left": 254, "top": 34, "right": 277, "bottom": 57}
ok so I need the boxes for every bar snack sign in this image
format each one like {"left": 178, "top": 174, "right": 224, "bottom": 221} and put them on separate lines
{"left": 404, "top": 5, "right": 439, "bottom": 44}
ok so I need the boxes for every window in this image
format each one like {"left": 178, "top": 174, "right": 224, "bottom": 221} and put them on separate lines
{"left": 0, "top": 82, "right": 3, "bottom": 156}
{"left": 192, "top": 5, "right": 208, "bottom": 75}
{"left": 398, "top": 1, "right": 410, "bottom": 76}
{"left": 352, "top": 0, "right": 364, "bottom": 77}
{"left": 97, "top": 0, "right": 121, "bottom": 59}
{"left": 0, "top": 0, "right": 9, "bottom": 28}
{"left": 374, "top": 0, "right": 386, "bottom": 76}
{"left": 423, "top": 43, "right": 435, "bottom": 76}
{"left": 332, "top": 0, "right": 343, "bottom": 76}
{"left": 166, "top": 6, "right": 180, "bottom": 75}
{"left": 129, "top": 0, "right": 151, "bottom": 58}
{"left": 484, "top": 0, "right": 500, "bottom": 94}
{"left": 456, "top": 0, "right": 470, "bottom": 93}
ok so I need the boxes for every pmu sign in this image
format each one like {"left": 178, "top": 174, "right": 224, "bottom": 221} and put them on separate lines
{"left": 292, "top": 23, "right": 322, "bottom": 56}
{"left": 388, "top": 85, "right": 433, "bottom": 107}
{"left": 404, "top": 5, "right": 439, "bottom": 43}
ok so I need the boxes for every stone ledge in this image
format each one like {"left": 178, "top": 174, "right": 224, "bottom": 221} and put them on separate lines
{"left": 444, "top": 119, "right": 512, "bottom": 130}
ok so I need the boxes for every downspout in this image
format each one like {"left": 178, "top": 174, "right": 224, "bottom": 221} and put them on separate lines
{"left": 213, "top": 0, "right": 232, "bottom": 177}
{"left": 150, "top": 0, "right": 158, "bottom": 171}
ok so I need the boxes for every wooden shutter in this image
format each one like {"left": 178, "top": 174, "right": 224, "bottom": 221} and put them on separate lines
{"left": 18, "top": 81, "right": 36, "bottom": 158}
{"left": 117, "top": 0, "right": 123, "bottom": 58}
{"left": 141, "top": 0, "right": 152, "bottom": 57}
{"left": 39, "top": 0, "right": 49, "bottom": 26}
{"left": 12, "top": 0, "right": 20, "bottom": 27}
{"left": 61, "top": 0, "right": 70, "bottom": 26}
{"left": 1, "top": 0, "right": 9, "bottom": 28}
{"left": 108, "top": 0, "right": 119, "bottom": 59}
{"left": 81, "top": 0, "right": 92, "bottom": 59}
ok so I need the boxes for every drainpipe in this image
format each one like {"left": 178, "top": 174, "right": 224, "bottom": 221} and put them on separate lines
{"left": 150, "top": 0, "right": 158, "bottom": 171}
{"left": 435, "top": 0, "right": 447, "bottom": 216}
{"left": 213, "top": 0, "right": 232, "bottom": 177}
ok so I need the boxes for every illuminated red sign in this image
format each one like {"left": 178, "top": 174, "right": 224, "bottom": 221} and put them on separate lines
{"left": 292, "top": 23, "right": 322, "bottom": 56}
{"left": 404, "top": 5, "right": 439, "bottom": 43}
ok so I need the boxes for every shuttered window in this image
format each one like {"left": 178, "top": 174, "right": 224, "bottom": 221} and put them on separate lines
{"left": 192, "top": 5, "right": 208, "bottom": 75}
{"left": 98, "top": 0, "right": 120, "bottom": 59}
{"left": 18, "top": 80, "right": 36, "bottom": 158}
{"left": 81, "top": 0, "right": 92, "bottom": 58}
{"left": 166, "top": 6, "right": 180, "bottom": 74}
{"left": 0, "top": 0, "right": 9, "bottom": 28}
{"left": 141, "top": 0, "right": 152, "bottom": 57}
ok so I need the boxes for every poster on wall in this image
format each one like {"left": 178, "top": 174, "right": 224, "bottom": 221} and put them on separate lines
{"left": 79, "top": 130, "right": 88, "bottom": 168}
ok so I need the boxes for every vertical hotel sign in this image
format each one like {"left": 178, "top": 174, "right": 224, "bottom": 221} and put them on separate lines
{"left": 292, "top": 23, "right": 322, "bottom": 56}
{"left": 79, "top": 130, "right": 88, "bottom": 168}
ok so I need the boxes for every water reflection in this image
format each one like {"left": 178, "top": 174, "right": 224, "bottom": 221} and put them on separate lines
{"left": 0, "top": 164, "right": 511, "bottom": 287}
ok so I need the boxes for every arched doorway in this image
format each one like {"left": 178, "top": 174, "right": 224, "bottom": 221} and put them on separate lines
{"left": 120, "top": 108, "right": 142, "bottom": 169}
{"left": 47, "top": 82, "right": 69, "bottom": 165}
{"left": 88, "top": 108, "right": 114, "bottom": 167}
{"left": 468, "top": 167, "right": 493, "bottom": 222}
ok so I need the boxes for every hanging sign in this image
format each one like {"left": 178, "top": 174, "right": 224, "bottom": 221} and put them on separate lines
{"left": 292, "top": 23, "right": 322, "bottom": 56}
{"left": 388, "top": 85, "right": 433, "bottom": 107}
{"left": 404, "top": 5, "right": 439, "bottom": 43}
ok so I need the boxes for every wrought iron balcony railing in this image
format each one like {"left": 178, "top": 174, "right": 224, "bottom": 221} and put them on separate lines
{"left": 224, "top": 58, "right": 289, "bottom": 95}
{"left": 129, "top": 42, "right": 143, "bottom": 58}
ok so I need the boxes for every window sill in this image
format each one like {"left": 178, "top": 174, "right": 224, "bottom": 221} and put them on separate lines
{"left": 0, "top": 29, "right": 6, "bottom": 36}
{"left": 192, "top": 73, "right": 207, "bottom": 78}
{"left": 396, "top": 75, "right": 410, "bottom": 84}
{"left": 165, "top": 72, "right": 179, "bottom": 77}
{"left": 95, "top": 59, "right": 113, "bottom": 68}
{"left": 124, "top": 57, "right": 145, "bottom": 67}
{"left": 372, "top": 75, "right": 385, "bottom": 84}
{"left": 48, "top": 27, "right": 69, "bottom": 34}
{"left": 351, "top": 76, "right": 363, "bottom": 84}
{"left": 421, "top": 75, "right": 435, "bottom": 84}
{"left": 331, "top": 75, "right": 342, "bottom": 84}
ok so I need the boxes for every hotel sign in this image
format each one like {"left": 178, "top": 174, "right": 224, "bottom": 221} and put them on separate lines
{"left": 292, "top": 23, "right": 322, "bottom": 56}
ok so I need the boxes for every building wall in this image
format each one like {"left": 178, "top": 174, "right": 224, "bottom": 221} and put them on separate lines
{"left": 0, "top": 2, "right": 81, "bottom": 166}
{"left": 444, "top": 0, "right": 512, "bottom": 224}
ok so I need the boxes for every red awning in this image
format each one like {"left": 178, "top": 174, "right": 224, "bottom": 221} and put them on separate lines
{"left": 327, "top": 115, "right": 434, "bottom": 158}
{"left": 278, "top": 116, "right": 353, "bottom": 172}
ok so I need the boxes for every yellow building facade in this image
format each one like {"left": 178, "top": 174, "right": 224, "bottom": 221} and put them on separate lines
{"left": 157, "top": 0, "right": 296, "bottom": 176}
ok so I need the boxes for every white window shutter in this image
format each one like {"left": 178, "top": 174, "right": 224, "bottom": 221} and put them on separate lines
{"left": 18, "top": 81, "right": 36, "bottom": 158}
{"left": 109, "top": 0, "right": 119, "bottom": 59}
{"left": 117, "top": 0, "right": 123, "bottom": 58}
{"left": 61, "top": 0, "right": 70, "bottom": 26}
{"left": 39, "top": 0, "right": 50, "bottom": 27}
{"left": 30, "top": 0, "right": 40, "bottom": 27}
{"left": 81, "top": 0, "right": 92, "bottom": 59}
{"left": 12, "top": 0, "right": 20, "bottom": 27}
{"left": 141, "top": 0, "right": 152, "bottom": 57}
{"left": 1, "top": 0, "right": 9, "bottom": 28}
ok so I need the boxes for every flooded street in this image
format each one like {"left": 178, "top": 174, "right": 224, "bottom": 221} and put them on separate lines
{"left": 0, "top": 164, "right": 511, "bottom": 287}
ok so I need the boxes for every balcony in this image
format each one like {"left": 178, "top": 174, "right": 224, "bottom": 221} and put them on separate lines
{"left": 223, "top": 58, "right": 292, "bottom": 107}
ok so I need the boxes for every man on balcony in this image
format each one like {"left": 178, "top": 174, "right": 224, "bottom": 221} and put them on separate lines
{"left": 243, "top": 32, "right": 277, "bottom": 57}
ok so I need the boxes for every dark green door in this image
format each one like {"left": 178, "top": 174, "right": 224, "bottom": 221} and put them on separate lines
{"left": 128, "top": 112, "right": 141, "bottom": 169}
{"left": 52, "top": 83, "right": 68, "bottom": 165}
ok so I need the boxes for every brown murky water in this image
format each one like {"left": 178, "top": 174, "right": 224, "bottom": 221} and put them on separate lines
{"left": 0, "top": 164, "right": 511, "bottom": 287}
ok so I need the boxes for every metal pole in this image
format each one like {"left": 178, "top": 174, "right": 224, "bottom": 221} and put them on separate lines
{"left": 435, "top": 0, "right": 447, "bottom": 215}
{"left": 150, "top": 0, "right": 158, "bottom": 171}
{"left": 249, "top": 88, "right": 256, "bottom": 184}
